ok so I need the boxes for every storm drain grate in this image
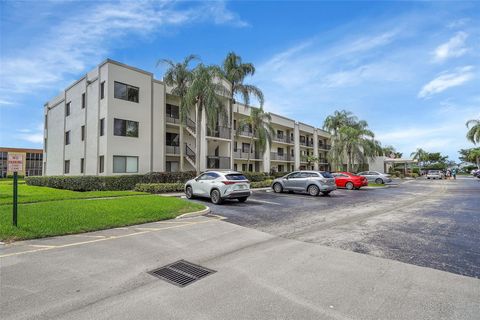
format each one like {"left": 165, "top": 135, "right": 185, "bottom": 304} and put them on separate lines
{"left": 148, "top": 260, "right": 216, "bottom": 287}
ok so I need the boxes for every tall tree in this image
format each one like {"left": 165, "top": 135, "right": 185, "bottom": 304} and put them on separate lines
{"left": 410, "top": 148, "right": 429, "bottom": 167}
{"left": 323, "top": 110, "right": 358, "bottom": 170}
{"left": 466, "top": 119, "right": 480, "bottom": 145}
{"left": 337, "top": 121, "right": 381, "bottom": 172}
{"left": 459, "top": 147, "right": 480, "bottom": 168}
{"left": 158, "top": 54, "right": 199, "bottom": 170}
{"left": 184, "top": 64, "right": 230, "bottom": 173}
{"left": 236, "top": 107, "right": 274, "bottom": 171}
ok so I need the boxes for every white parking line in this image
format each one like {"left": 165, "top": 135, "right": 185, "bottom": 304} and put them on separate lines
{"left": 248, "top": 199, "right": 282, "bottom": 205}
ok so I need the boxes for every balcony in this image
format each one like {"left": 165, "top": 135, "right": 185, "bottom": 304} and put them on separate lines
{"left": 235, "top": 129, "right": 254, "bottom": 137}
{"left": 206, "top": 156, "right": 231, "bottom": 169}
{"left": 233, "top": 149, "right": 260, "bottom": 159}
{"left": 166, "top": 145, "right": 180, "bottom": 155}
{"left": 207, "top": 126, "right": 231, "bottom": 139}
{"left": 272, "top": 135, "right": 292, "bottom": 144}
{"left": 270, "top": 152, "right": 292, "bottom": 161}
{"left": 318, "top": 144, "right": 331, "bottom": 150}
{"left": 166, "top": 115, "right": 180, "bottom": 125}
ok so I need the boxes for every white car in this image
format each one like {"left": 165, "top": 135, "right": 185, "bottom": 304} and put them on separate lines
{"left": 184, "top": 170, "right": 251, "bottom": 204}
{"left": 426, "top": 170, "right": 443, "bottom": 179}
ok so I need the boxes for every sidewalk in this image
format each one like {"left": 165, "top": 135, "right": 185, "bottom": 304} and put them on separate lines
{"left": 1, "top": 215, "right": 478, "bottom": 320}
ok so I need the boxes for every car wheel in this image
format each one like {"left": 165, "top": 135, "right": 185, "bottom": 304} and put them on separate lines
{"left": 185, "top": 186, "right": 194, "bottom": 199}
{"left": 307, "top": 184, "right": 319, "bottom": 196}
{"left": 345, "top": 182, "right": 354, "bottom": 190}
{"left": 238, "top": 197, "right": 248, "bottom": 203}
{"left": 375, "top": 178, "right": 384, "bottom": 184}
{"left": 322, "top": 191, "right": 331, "bottom": 196}
{"left": 273, "top": 183, "right": 283, "bottom": 193}
{"left": 210, "top": 189, "right": 223, "bottom": 205}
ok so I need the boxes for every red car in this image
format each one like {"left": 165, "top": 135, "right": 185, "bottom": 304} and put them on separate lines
{"left": 332, "top": 172, "right": 368, "bottom": 190}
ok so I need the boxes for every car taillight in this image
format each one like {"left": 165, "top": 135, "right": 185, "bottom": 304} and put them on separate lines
{"left": 222, "top": 180, "right": 249, "bottom": 185}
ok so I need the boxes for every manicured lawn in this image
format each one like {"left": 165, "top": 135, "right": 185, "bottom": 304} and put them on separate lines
{"left": 0, "top": 195, "right": 205, "bottom": 242}
{"left": 0, "top": 182, "right": 146, "bottom": 205}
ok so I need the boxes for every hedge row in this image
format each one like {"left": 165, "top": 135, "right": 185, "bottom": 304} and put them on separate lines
{"left": 134, "top": 183, "right": 184, "bottom": 193}
{"left": 250, "top": 179, "right": 273, "bottom": 188}
{"left": 25, "top": 171, "right": 197, "bottom": 191}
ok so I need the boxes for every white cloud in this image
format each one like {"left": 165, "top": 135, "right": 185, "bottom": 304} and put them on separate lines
{"left": 0, "top": 99, "right": 14, "bottom": 106}
{"left": 418, "top": 66, "right": 474, "bottom": 98}
{"left": 17, "top": 124, "right": 44, "bottom": 144}
{"left": 432, "top": 31, "right": 469, "bottom": 62}
{"left": 0, "top": 1, "right": 246, "bottom": 97}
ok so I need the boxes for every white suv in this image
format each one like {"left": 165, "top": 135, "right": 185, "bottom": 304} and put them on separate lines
{"left": 184, "top": 171, "right": 251, "bottom": 204}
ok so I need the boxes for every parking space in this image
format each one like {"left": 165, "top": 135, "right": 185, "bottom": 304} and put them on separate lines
{"left": 188, "top": 178, "right": 480, "bottom": 278}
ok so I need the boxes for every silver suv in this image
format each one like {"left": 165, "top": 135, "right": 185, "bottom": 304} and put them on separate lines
{"left": 185, "top": 170, "right": 251, "bottom": 204}
{"left": 271, "top": 171, "right": 337, "bottom": 196}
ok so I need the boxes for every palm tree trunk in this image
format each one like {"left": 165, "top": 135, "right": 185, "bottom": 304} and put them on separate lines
{"left": 246, "top": 135, "right": 254, "bottom": 171}
{"left": 195, "top": 104, "right": 202, "bottom": 174}
{"left": 476, "top": 156, "right": 480, "bottom": 169}
{"left": 179, "top": 123, "right": 185, "bottom": 171}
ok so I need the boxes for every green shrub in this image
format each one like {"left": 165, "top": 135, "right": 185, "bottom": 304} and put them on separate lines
{"left": 26, "top": 171, "right": 198, "bottom": 191}
{"left": 251, "top": 179, "right": 273, "bottom": 188}
{"left": 241, "top": 172, "right": 270, "bottom": 182}
{"left": 411, "top": 173, "right": 419, "bottom": 178}
{"left": 134, "top": 183, "right": 184, "bottom": 193}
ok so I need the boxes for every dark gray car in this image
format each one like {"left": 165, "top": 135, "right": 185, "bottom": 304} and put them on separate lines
{"left": 271, "top": 171, "right": 337, "bottom": 196}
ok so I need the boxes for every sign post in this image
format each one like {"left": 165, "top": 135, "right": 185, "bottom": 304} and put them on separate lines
{"left": 7, "top": 154, "right": 23, "bottom": 227}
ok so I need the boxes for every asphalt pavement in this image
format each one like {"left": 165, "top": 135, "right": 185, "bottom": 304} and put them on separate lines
{"left": 194, "top": 177, "right": 480, "bottom": 278}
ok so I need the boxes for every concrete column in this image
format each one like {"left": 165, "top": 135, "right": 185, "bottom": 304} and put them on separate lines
{"left": 294, "top": 122, "right": 300, "bottom": 170}
{"left": 313, "top": 129, "right": 319, "bottom": 171}
{"left": 230, "top": 101, "right": 235, "bottom": 170}
{"left": 200, "top": 107, "right": 207, "bottom": 171}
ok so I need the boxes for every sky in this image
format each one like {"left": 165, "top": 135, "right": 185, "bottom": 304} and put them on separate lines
{"left": 1, "top": 0, "right": 479, "bottom": 162}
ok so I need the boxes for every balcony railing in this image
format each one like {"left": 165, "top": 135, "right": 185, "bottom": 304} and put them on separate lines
{"left": 185, "top": 144, "right": 196, "bottom": 163}
{"left": 272, "top": 135, "right": 292, "bottom": 144}
{"left": 207, "top": 126, "right": 231, "bottom": 139}
{"left": 166, "top": 116, "right": 180, "bottom": 125}
{"left": 166, "top": 145, "right": 180, "bottom": 155}
{"left": 270, "top": 152, "right": 293, "bottom": 161}
{"left": 186, "top": 118, "right": 196, "bottom": 133}
{"left": 235, "top": 129, "right": 254, "bottom": 137}
{"left": 206, "top": 156, "right": 231, "bottom": 169}
{"left": 233, "top": 150, "right": 260, "bottom": 159}
{"left": 318, "top": 144, "right": 331, "bottom": 150}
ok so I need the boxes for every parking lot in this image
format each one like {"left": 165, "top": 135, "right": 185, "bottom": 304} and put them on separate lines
{"left": 190, "top": 177, "right": 480, "bottom": 278}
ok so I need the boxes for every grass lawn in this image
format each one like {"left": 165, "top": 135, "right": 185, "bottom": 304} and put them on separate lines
{"left": 0, "top": 182, "right": 146, "bottom": 205}
{"left": 0, "top": 195, "right": 205, "bottom": 242}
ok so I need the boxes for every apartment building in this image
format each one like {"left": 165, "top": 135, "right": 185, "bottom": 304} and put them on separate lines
{"left": 43, "top": 59, "right": 331, "bottom": 176}
{"left": 0, "top": 147, "right": 43, "bottom": 177}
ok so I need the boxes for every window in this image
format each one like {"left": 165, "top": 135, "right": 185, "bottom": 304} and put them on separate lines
{"left": 113, "top": 156, "right": 138, "bottom": 173}
{"left": 166, "top": 132, "right": 179, "bottom": 146}
{"left": 100, "top": 81, "right": 105, "bottom": 99}
{"left": 100, "top": 118, "right": 105, "bottom": 136}
{"left": 166, "top": 161, "right": 179, "bottom": 172}
{"left": 242, "top": 143, "right": 250, "bottom": 153}
{"left": 81, "top": 125, "right": 85, "bottom": 141}
{"left": 80, "top": 158, "right": 84, "bottom": 173}
{"left": 278, "top": 165, "right": 284, "bottom": 172}
{"left": 81, "top": 93, "right": 86, "bottom": 109}
{"left": 65, "top": 131, "right": 70, "bottom": 145}
{"left": 64, "top": 160, "right": 70, "bottom": 174}
{"left": 242, "top": 164, "right": 247, "bottom": 171}
{"left": 99, "top": 156, "right": 104, "bottom": 173}
{"left": 66, "top": 102, "right": 71, "bottom": 116}
{"left": 114, "top": 81, "right": 139, "bottom": 103}
{"left": 286, "top": 172, "right": 301, "bottom": 179}
{"left": 233, "top": 120, "right": 237, "bottom": 130}
{"left": 114, "top": 118, "right": 139, "bottom": 137}
{"left": 277, "top": 148, "right": 284, "bottom": 156}
{"left": 320, "top": 171, "right": 334, "bottom": 178}
{"left": 277, "top": 130, "right": 284, "bottom": 138}
{"left": 166, "top": 104, "right": 179, "bottom": 119}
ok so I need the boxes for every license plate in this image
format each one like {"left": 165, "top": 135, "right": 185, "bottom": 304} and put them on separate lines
{"left": 236, "top": 184, "right": 246, "bottom": 190}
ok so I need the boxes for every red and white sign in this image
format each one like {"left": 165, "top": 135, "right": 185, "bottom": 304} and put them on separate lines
{"left": 8, "top": 154, "right": 24, "bottom": 172}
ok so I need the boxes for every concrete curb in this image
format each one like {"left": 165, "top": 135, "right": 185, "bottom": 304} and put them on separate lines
{"left": 175, "top": 206, "right": 211, "bottom": 219}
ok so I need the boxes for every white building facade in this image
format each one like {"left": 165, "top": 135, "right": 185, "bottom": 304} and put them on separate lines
{"left": 43, "top": 59, "right": 331, "bottom": 176}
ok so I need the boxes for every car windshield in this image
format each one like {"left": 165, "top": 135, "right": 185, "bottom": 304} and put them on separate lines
{"left": 225, "top": 174, "right": 248, "bottom": 180}
{"left": 320, "top": 171, "right": 334, "bottom": 178}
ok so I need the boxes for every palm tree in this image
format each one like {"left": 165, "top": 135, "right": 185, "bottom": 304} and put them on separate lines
{"left": 323, "top": 110, "right": 358, "bottom": 170}
{"left": 158, "top": 54, "right": 199, "bottom": 171}
{"left": 410, "top": 148, "right": 429, "bottom": 168}
{"left": 337, "top": 121, "right": 381, "bottom": 172}
{"left": 236, "top": 107, "right": 274, "bottom": 170}
{"left": 382, "top": 145, "right": 396, "bottom": 158}
{"left": 466, "top": 119, "right": 480, "bottom": 144}
{"left": 184, "top": 64, "right": 230, "bottom": 173}
{"left": 218, "top": 52, "right": 264, "bottom": 107}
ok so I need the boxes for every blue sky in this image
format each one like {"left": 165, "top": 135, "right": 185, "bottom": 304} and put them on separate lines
{"left": 1, "top": 1, "right": 479, "bottom": 161}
